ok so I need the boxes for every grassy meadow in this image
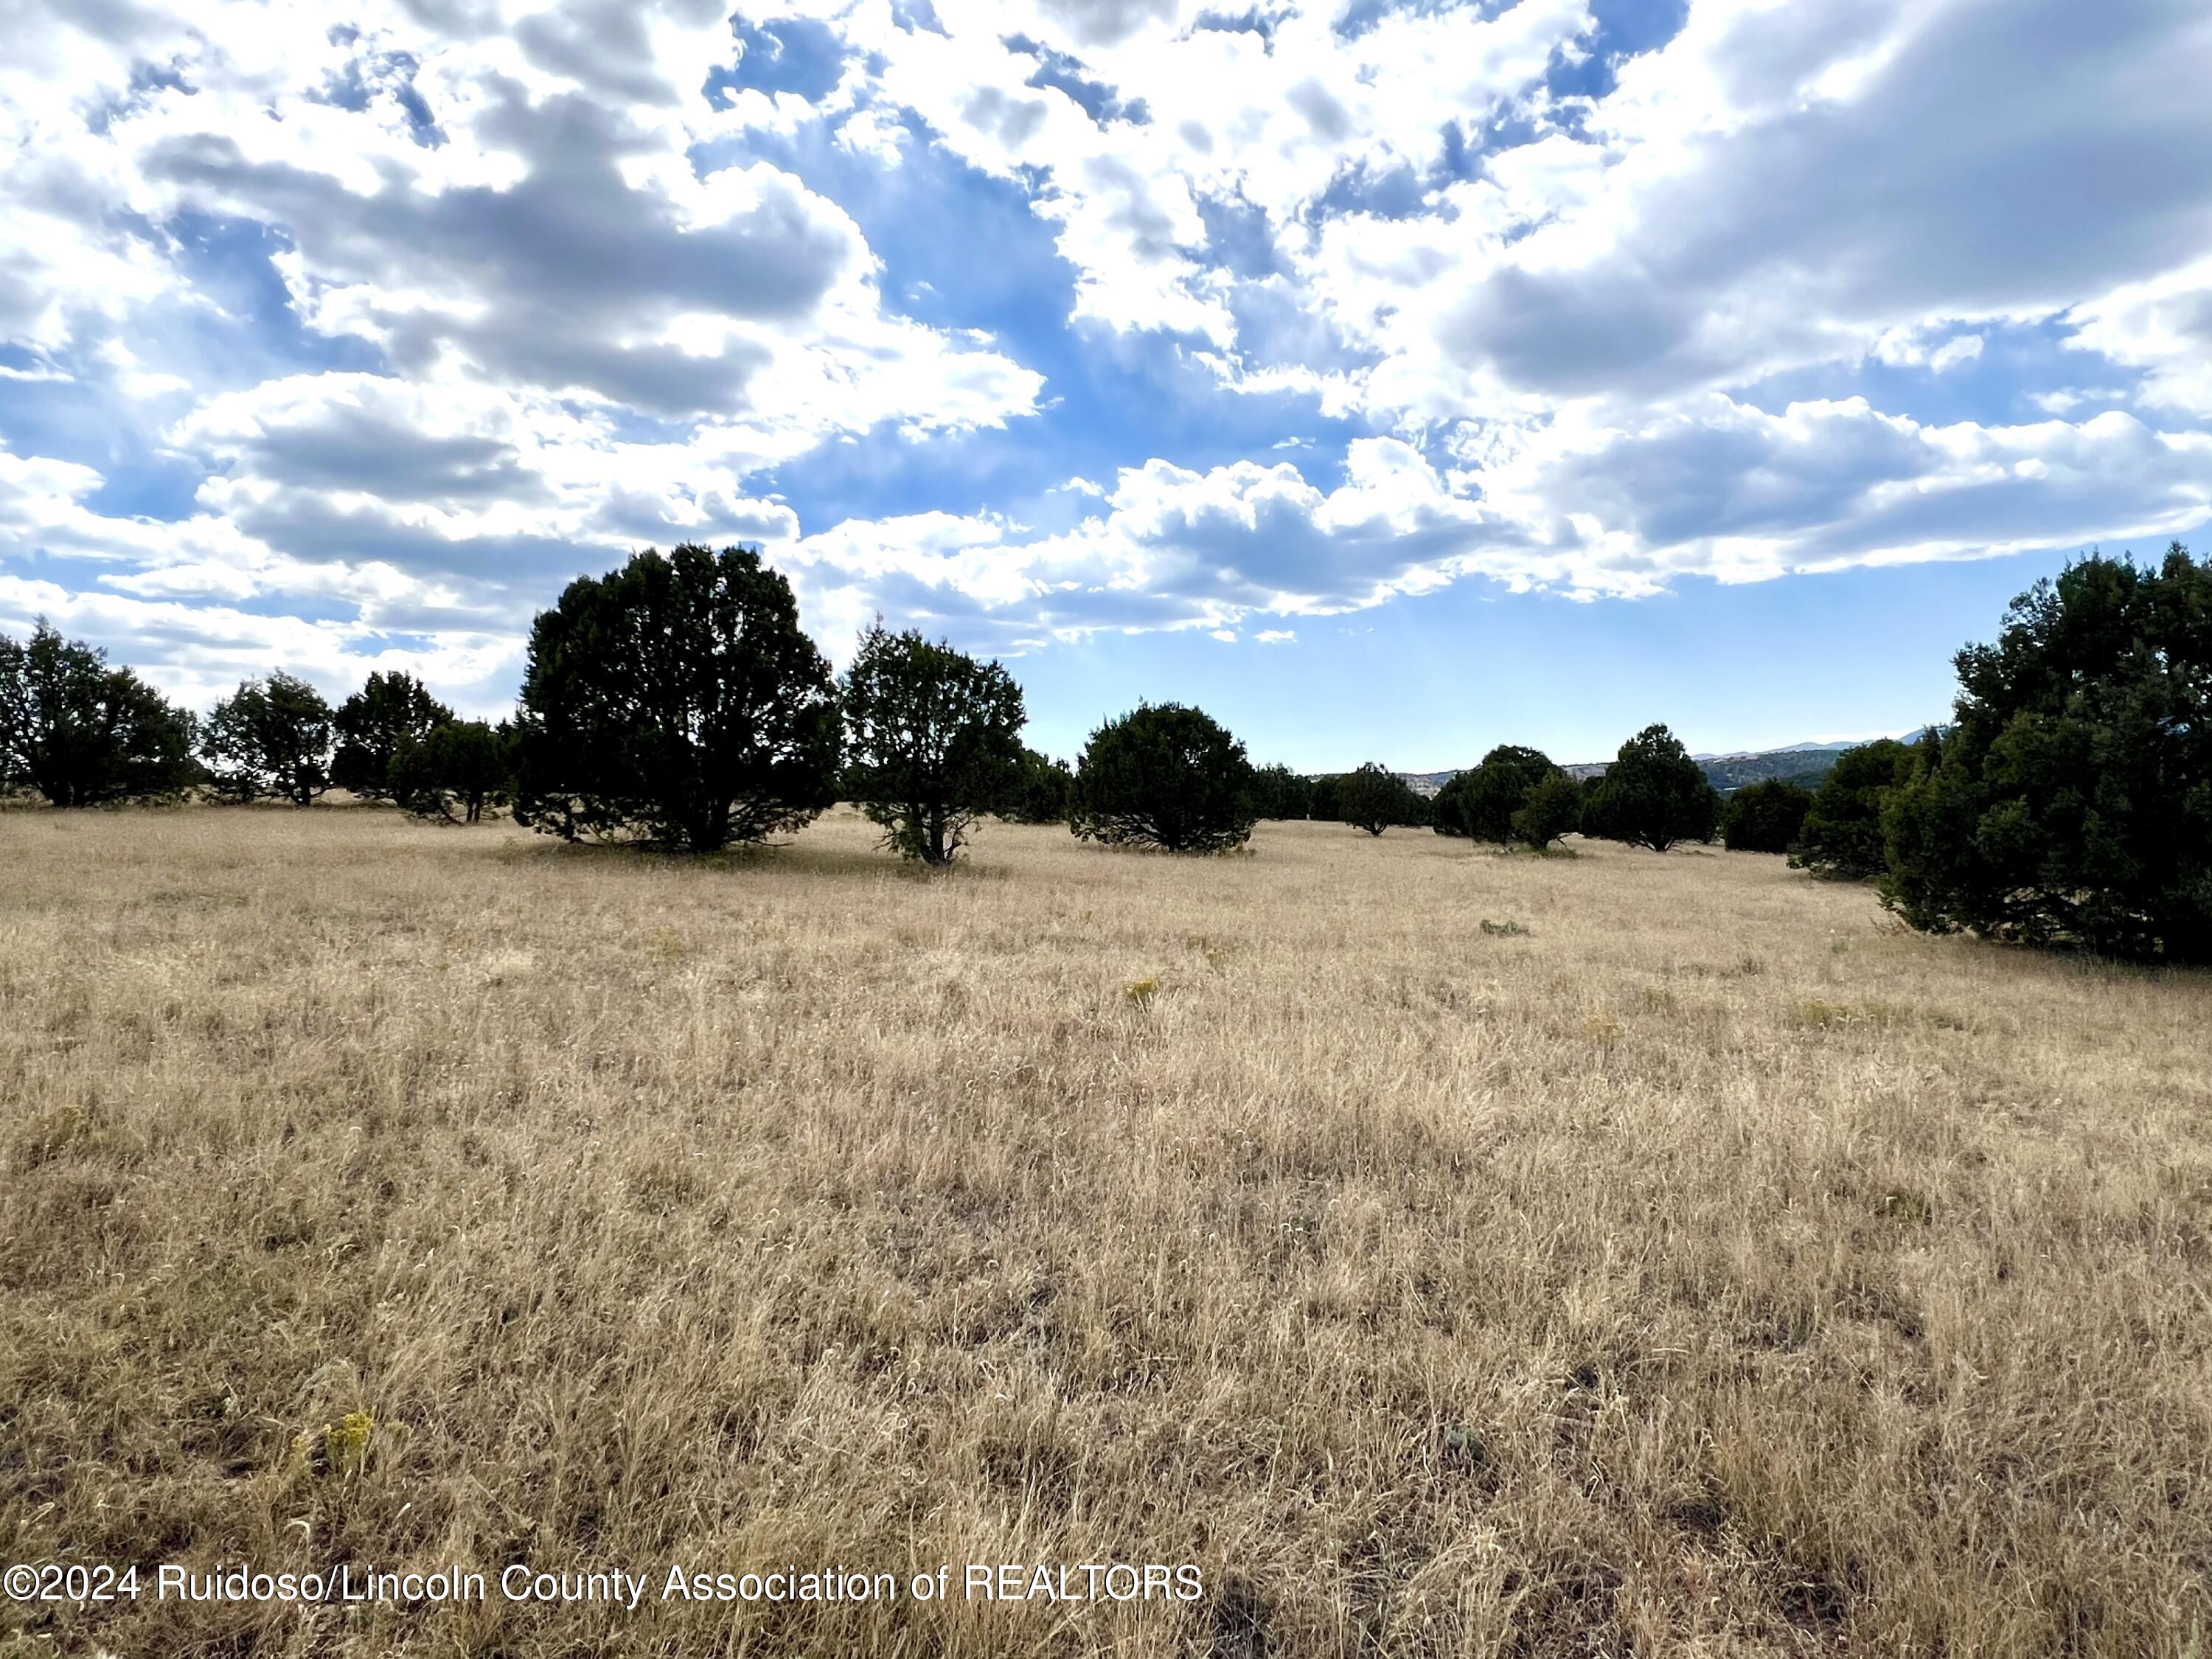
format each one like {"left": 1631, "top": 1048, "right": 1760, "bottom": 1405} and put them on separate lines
{"left": 3, "top": 804, "right": 2210, "bottom": 1656}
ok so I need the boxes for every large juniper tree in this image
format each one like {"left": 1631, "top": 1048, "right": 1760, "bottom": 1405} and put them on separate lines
{"left": 1070, "top": 703, "right": 1256, "bottom": 852}
{"left": 0, "top": 621, "right": 197, "bottom": 806}
{"left": 841, "top": 622, "right": 1026, "bottom": 866}
{"left": 512, "top": 544, "right": 841, "bottom": 852}
{"left": 1883, "top": 545, "right": 2212, "bottom": 962}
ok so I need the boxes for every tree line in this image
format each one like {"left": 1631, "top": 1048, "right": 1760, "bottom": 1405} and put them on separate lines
{"left": 4, "top": 541, "right": 2205, "bottom": 961}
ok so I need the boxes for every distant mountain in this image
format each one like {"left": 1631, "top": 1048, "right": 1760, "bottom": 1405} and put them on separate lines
{"left": 1394, "top": 731, "right": 1926, "bottom": 798}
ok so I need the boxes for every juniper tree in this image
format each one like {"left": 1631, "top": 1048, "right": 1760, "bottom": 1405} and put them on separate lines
{"left": 841, "top": 622, "right": 1026, "bottom": 866}
{"left": 0, "top": 621, "right": 197, "bottom": 807}
{"left": 201, "top": 671, "right": 335, "bottom": 806}
{"left": 333, "top": 671, "right": 453, "bottom": 799}
{"left": 1791, "top": 740, "right": 1918, "bottom": 878}
{"left": 1882, "top": 545, "right": 2212, "bottom": 962}
{"left": 1579, "top": 725, "right": 1719, "bottom": 852}
{"left": 1722, "top": 779, "right": 1815, "bottom": 855}
{"left": 511, "top": 544, "right": 841, "bottom": 852}
{"left": 1070, "top": 703, "right": 1256, "bottom": 852}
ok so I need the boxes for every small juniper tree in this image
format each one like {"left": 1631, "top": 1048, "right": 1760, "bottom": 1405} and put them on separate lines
{"left": 997, "top": 747, "right": 1074, "bottom": 824}
{"left": 1792, "top": 739, "right": 1919, "bottom": 878}
{"left": 1722, "top": 779, "right": 1815, "bottom": 855}
{"left": 333, "top": 671, "right": 453, "bottom": 800}
{"left": 1250, "top": 762, "right": 1315, "bottom": 821}
{"left": 1309, "top": 772, "right": 1343, "bottom": 824}
{"left": 391, "top": 720, "right": 514, "bottom": 824}
{"left": 1458, "top": 745, "right": 1566, "bottom": 846}
{"left": 1579, "top": 724, "right": 1719, "bottom": 852}
{"left": 841, "top": 622, "right": 1026, "bottom": 866}
{"left": 201, "top": 671, "right": 335, "bottom": 806}
{"left": 0, "top": 621, "right": 198, "bottom": 806}
{"left": 1430, "top": 769, "right": 1475, "bottom": 837}
{"left": 1511, "top": 771, "right": 1583, "bottom": 849}
{"left": 1070, "top": 702, "right": 1256, "bottom": 852}
{"left": 511, "top": 544, "right": 841, "bottom": 852}
{"left": 1338, "top": 761, "right": 1422, "bottom": 835}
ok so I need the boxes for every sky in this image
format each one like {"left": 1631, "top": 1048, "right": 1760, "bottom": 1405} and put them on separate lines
{"left": 2, "top": 0, "right": 2210, "bottom": 771}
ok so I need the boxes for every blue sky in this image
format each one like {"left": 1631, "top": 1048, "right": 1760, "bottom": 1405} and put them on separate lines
{"left": 2, "top": 0, "right": 2209, "bottom": 770}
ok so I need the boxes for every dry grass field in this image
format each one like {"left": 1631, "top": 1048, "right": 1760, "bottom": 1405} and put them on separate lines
{"left": 4, "top": 805, "right": 2211, "bottom": 1658}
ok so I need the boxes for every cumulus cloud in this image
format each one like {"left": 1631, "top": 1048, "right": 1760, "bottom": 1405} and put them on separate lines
{"left": 3, "top": 0, "right": 2212, "bottom": 698}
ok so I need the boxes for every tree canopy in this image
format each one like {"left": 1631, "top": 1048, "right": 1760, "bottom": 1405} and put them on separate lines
{"left": 1070, "top": 703, "right": 1256, "bottom": 852}
{"left": 998, "top": 747, "right": 1074, "bottom": 824}
{"left": 392, "top": 720, "right": 514, "bottom": 824}
{"left": 1447, "top": 745, "right": 1565, "bottom": 845}
{"left": 1580, "top": 725, "right": 1719, "bottom": 852}
{"left": 1337, "top": 761, "right": 1425, "bottom": 835}
{"left": 841, "top": 622, "right": 1026, "bottom": 866}
{"left": 512, "top": 544, "right": 841, "bottom": 852}
{"left": 1790, "top": 740, "right": 1919, "bottom": 878}
{"left": 1249, "top": 762, "right": 1315, "bottom": 821}
{"left": 0, "top": 621, "right": 197, "bottom": 807}
{"left": 1882, "top": 546, "right": 2212, "bottom": 962}
{"left": 201, "top": 671, "right": 335, "bottom": 806}
{"left": 334, "top": 671, "right": 453, "bottom": 800}
{"left": 1722, "top": 779, "right": 1815, "bottom": 855}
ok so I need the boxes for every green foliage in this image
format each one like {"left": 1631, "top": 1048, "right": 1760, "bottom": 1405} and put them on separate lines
{"left": 1511, "top": 771, "right": 1583, "bottom": 849}
{"left": 1882, "top": 545, "right": 2212, "bottom": 963}
{"left": 1791, "top": 739, "right": 1919, "bottom": 878}
{"left": 1337, "top": 761, "right": 1425, "bottom": 835}
{"left": 201, "top": 671, "right": 335, "bottom": 807}
{"left": 1308, "top": 772, "right": 1343, "bottom": 824}
{"left": 1070, "top": 702, "right": 1256, "bottom": 853}
{"left": 1430, "top": 769, "right": 1474, "bottom": 837}
{"left": 1722, "top": 779, "right": 1815, "bottom": 855}
{"left": 1580, "top": 725, "right": 1719, "bottom": 852}
{"left": 841, "top": 622, "right": 1026, "bottom": 866}
{"left": 998, "top": 747, "right": 1074, "bottom": 824}
{"left": 391, "top": 720, "right": 515, "bottom": 824}
{"left": 1249, "top": 761, "right": 1315, "bottom": 821}
{"left": 0, "top": 620, "right": 198, "bottom": 807}
{"left": 333, "top": 672, "right": 453, "bottom": 799}
{"left": 511, "top": 544, "right": 841, "bottom": 852}
{"left": 1453, "top": 745, "right": 1566, "bottom": 845}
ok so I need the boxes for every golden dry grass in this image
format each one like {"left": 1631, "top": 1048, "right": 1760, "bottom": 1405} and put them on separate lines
{"left": 3, "top": 804, "right": 2211, "bottom": 1657}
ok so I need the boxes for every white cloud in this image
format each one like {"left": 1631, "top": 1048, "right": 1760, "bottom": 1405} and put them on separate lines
{"left": 4, "top": 0, "right": 2212, "bottom": 695}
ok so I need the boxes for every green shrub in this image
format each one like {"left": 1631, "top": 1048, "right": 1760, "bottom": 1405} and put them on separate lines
{"left": 1070, "top": 703, "right": 1256, "bottom": 853}
{"left": 1511, "top": 771, "right": 1583, "bottom": 849}
{"left": 998, "top": 747, "right": 1074, "bottom": 824}
{"left": 1791, "top": 740, "right": 1918, "bottom": 878}
{"left": 392, "top": 720, "right": 514, "bottom": 824}
{"left": 333, "top": 671, "right": 453, "bottom": 800}
{"left": 1722, "top": 779, "right": 1814, "bottom": 855}
{"left": 1249, "top": 762, "right": 1315, "bottom": 821}
{"left": 1453, "top": 745, "right": 1562, "bottom": 845}
{"left": 1337, "top": 761, "right": 1425, "bottom": 835}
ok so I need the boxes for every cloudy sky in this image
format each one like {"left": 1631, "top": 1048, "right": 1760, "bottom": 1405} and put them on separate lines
{"left": 3, "top": 0, "right": 2209, "bottom": 768}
